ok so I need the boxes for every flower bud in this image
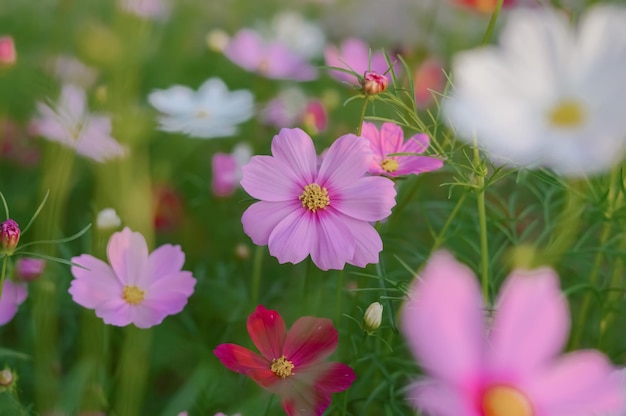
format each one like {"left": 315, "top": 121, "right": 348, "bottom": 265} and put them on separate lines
{"left": 16, "top": 258, "right": 45, "bottom": 281}
{"left": 363, "top": 301, "right": 383, "bottom": 332}
{"left": 0, "top": 219, "right": 20, "bottom": 254}
{"left": 0, "top": 36, "right": 16, "bottom": 66}
{"left": 96, "top": 208, "right": 121, "bottom": 230}
{"left": 0, "top": 368, "right": 14, "bottom": 387}
{"left": 361, "top": 71, "right": 388, "bottom": 96}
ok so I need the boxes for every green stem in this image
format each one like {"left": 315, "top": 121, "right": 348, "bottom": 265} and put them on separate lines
{"left": 251, "top": 245, "right": 264, "bottom": 308}
{"left": 427, "top": 192, "right": 468, "bottom": 257}
{"left": 481, "top": 0, "right": 504, "bottom": 45}
{"left": 113, "top": 327, "right": 152, "bottom": 416}
{"left": 356, "top": 98, "right": 369, "bottom": 136}
{"left": 0, "top": 256, "right": 7, "bottom": 300}
{"left": 473, "top": 145, "right": 489, "bottom": 303}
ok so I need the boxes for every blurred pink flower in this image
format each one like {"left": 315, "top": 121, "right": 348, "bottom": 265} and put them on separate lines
{"left": 69, "top": 227, "right": 196, "bottom": 328}
{"left": 259, "top": 88, "right": 327, "bottom": 135}
{"left": 152, "top": 183, "right": 184, "bottom": 233}
{"left": 401, "top": 251, "right": 624, "bottom": 416}
{"left": 51, "top": 56, "right": 98, "bottom": 88}
{"left": 119, "top": 0, "right": 170, "bottom": 20}
{"left": 15, "top": 258, "right": 45, "bottom": 281}
{"left": 240, "top": 128, "right": 396, "bottom": 270}
{"left": 361, "top": 122, "right": 443, "bottom": 177}
{"left": 324, "top": 38, "right": 399, "bottom": 85}
{"left": 0, "top": 280, "right": 27, "bottom": 325}
{"left": 224, "top": 29, "right": 317, "bottom": 81}
{"left": 32, "top": 84, "right": 126, "bottom": 162}
{"left": 214, "top": 305, "right": 355, "bottom": 416}
{"left": 0, "top": 36, "right": 16, "bottom": 66}
{"left": 413, "top": 57, "right": 444, "bottom": 108}
{"left": 211, "top": 143, "right": 252, "bottom": 198}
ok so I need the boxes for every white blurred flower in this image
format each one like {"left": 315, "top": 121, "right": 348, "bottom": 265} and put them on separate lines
{"left": 119, "top": 0, "right": 170, "bottom": 21}
{"left": 270, "top": 11, "right": 326, "bottom": 59}
{"left": 96, "top": 208, "right": 121, "bottom": 230}
{"left": 443, "top": 5, "right": 626, "bottom": 177}
{"left": 148, "top": 78, "right": 254, "bottom": 139}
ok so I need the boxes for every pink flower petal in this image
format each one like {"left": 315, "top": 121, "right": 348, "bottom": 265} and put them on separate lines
{"left": 395, "top": 156, "right": 443, "bottom": 176}
{"left": 331, "top": 176, "right": 396, "bottom": 221}
{"left": 60, "top": 84, "right": 86, "bottom": 121}
{"left": 267, "top": 208, "right": 316, "bottom": 266}
{"left": 280, "top": 385, "right": 330, "bottom": 416}
{"left": 70, "top": 254, "right": 123, "bottom": 308}
{"left": 283, "top": 317, "right": 338, "bottom": 367}
{"left": 307, "top": 362, "right": 356, "bottom": 393}
{"left": 241, "top": 156, "right": 301, "bottom": 201}
{"left": 406, "top": 380, "right": 471, "bottom": 416}
{"left": 128, "top": 303, "right": 166, "bottom": 328}
{"left": 144, "top": 244, "right": 186, "bottom": 283}
{"left": 0, "top": 280, "right": 27, "bottom": 325}
{"left": 247, "top": 305, "right": 287, "bottom": 360}
{"left": 378, "top": 123, "right": 404, "bottom": 155}
{"left": 402, "top": 133, "right": 430, "bottom": 154}
{"left": 401, "top": 251, "right": 486, "bottom": 384}
{"left": 310, "top": 209, "right": 355, "bottom": 270}
{"left": 94, "top": 298, "right": 134, "bottom": 327}
{"left": 527, "top": 351, "right": 624, "bottom": 415}
{"left": 106, "top": 227, "right": 149, "bottom": 286}
{"left": 343, "top": 217, "right": 383, "bottom": 268}
{"left": 144, "top": 271, "right": 196, "bottom": 316}
{"left": 318, "top": 134, "right": 372, "bottom": 190}
{"left": 265, "top": 44, "right": 317, "bottom": 81}
{"left": 270, "top": 128, "right": 318, "bottom": 186}
{"left": 489, "top": 268, "right": 569, "bottom": 377}
{"left": 214, "top": 343, "right": 277, "bottom": 388}
{"left": 224, "top": 29, "right": 264, "bottom": 72}
{"left": 242, "top": 200, "right": 301, "bottom": 245}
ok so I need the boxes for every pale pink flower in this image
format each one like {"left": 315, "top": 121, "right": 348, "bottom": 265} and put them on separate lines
{"left": 118, "top": 0, "right": 170, "bottom": 20}
{"left": 15, "top": 258, "right": 45, "bottom": 281}
{"left": 215, "top": 305, "right": 355, "bottom": 416}
{"left": 361, "top": 122, "right": 443, "bottom": 177}
{"left": 259, "top": 88, "right": 327, "bottom": 134}
{"left": 324, "top": 38, "right": 399, "bottom": 85}
{"left": 241, "top": 128, "right": 396, "bottom": 270}
{"left": 32, "top": 84, "right": 126, "bottom": 162}
{"left": 51, "top": 56, "right": 98, "bottom": 88}
{"left": 211, "top": 143, "right": 251, "bottom": 198}
{"left": 0, "top": 280, "right": 27, "bottom": 325}
{"left": 0, "top": 36, "right": 16, "bottom": 65}
{"left": 401, "top": 251, "right": 624, "bottom": 416}
{"left": 224, "top": 29, "right": 317, "bottom": 81}
{"left": 69, "top": 227, "right": 196, "bottom": 328}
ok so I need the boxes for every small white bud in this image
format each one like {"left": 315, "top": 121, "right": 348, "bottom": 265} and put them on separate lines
{"left": 96, "top": 208, "right": 121, "bottom": 230}
{"left": 363, "top": 302, "right": 383, "bottom": 332}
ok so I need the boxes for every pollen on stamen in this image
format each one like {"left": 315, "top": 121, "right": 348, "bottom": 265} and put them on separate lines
{"left": 481, "top": 385, "right": 533, "bottom": 416}
{"left": 299, "top": 183, "right": 330, "bottom": 213}
{"left": 548, "top": 99, "right": 586, "bottom": 129}
{"left": 381, "top": 158, "right": 399, "bottom": 173}
{"left": 123, "top": 285, "right": 145, "bottom": 306}
{"left": 270, "top": 355, "right": 294, "bottom": 378}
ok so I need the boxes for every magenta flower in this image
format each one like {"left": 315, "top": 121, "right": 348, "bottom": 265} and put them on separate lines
{"left": 401, "top": 251, "right": 624, "bottom": 416}
{"left": 224, "top": 29, "right": 317, "bottom": 81}
{"left": 15, "top": 258, "right": 45, "bottom": 281}
{"left": 324, "top": 38, "right": 399, "bottom": 85}
{"left": 0, "top": 219, "right": 20, "bottom": 254}
{"left": 241, "top": 128, "right": 396, "bottom": 270}
{"left": 361, "top": 122, "right": 443, "bottom": 177}
{"left": 211, "top": 143, "right": 252, "bottom": 198}
{"left": 214, "top": 305, "right": 356, "bottom": 416}
{"left": 69, "top": 227, "right": 196, "bottom": 328}
{"left": 32, "top": 84, "right": 126, "bottom": 162}
{"left": 0, "top": 280, "right": 27, "bottom": 325}
{"left": 0, "top": 36, "right": 16, "bottom": 66}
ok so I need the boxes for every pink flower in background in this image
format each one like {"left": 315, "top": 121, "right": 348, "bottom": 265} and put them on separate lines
{"left": 240, "top": 128, "right": 396, "bottom": 270}
{"left": 0, "top": 36, "right": 16, "bottom": 65}
{"left": 259, "top": 88, "right": 327, "bottom": 135}
{"left": 32, "top": 84, "right": 126, "bottom": 162}
{"left": 400, "top": 251, "right": 624, "bottom": 416}
{"left": 15, "top": 258, "right": 45, "bottom": 281}
{"left": 119, "top": 0, "right": 170, "bottom": 20}
{"left": 212, "top": 143, "right": 252, "bottom": 198}
{"left": 361, "top": 122, "right": 443, "bottom": 177}
{"left": 69, "top": 227, "right": 196, "bottom": 328}
{"left": 224, "top": 29, "right": 318, "bottom": 81}
{"left": 0, "top": 280, "right": 27, "bottom": 325}
{"left": 324, "top": 38, "right": 399, "bottom": 85}
{"left": 414, "top": 57, "right": 444, "bottom": 108}
{"left": 214, "top": 305, "right": 356, "bottom": 416}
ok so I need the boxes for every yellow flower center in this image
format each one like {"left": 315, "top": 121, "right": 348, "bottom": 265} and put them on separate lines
{"left": 195, "top": 109, "right": 211, "bottom": 119}
{"left": 548, "top": 99, "right": 586, "bottom": 128}
{"left": 122, "top": 285, "right": 145, "bottom": 305}
{"left": 270, "top": 355, "right": 294, "bottom": 378}
{"left": 299, "top": 183, "right": 330, "bottom": 213}
{"left": 381, "top": 158, "right": 399, "bottom": 173}
{"left": 481, "top": 386, "right": 534, "bottom": 416}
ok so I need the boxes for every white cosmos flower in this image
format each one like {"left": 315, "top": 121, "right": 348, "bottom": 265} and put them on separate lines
{"left": 148, "top": 78, "right": 254, "bottom": 139}
{"left": 443, "top": 5, "right": 626, "bottom": 177}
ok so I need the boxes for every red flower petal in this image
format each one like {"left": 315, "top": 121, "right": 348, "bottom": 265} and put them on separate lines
{"left": 283, "top": 317, "right": 338, "bottom": 367}
{"left": 213, "top": 343, "right": 277, "bottom": 388}
{"left": 247, "top": 304, "right": 287, "bottom": 360}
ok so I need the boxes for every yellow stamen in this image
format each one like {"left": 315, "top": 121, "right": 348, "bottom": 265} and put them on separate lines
{"left": 122, "top": 285, "right": 145, "bottom": 305}
{"left": 482, "top": 386, "right": 534, "bottom": 416}
{"left": 548, "top": 99, "right": 585, "bottom": 128}
{"left": 195, "top": 109, "right": 211, "bottom": 119}
{"left": 299, "top": 183, "right": 330, "bottom": 213}
{"left": 270, "top": 355, "right": 294, "bottom": 378}
{"left": 381, "top": 158, "right": 399, "bottom": 173}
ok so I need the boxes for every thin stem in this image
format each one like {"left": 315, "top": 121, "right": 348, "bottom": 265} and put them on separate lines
{"left": 473, "top": 144, "right": 489, "bottom": 303}
{"left": 481, "top": 0, "right": 504, "bottom": 45}
{"left": 427, "top": 192, "right": 468, "bottom": 257}
{"left": 251, "top": 245, "right": 264, "bottom": 308}
{"left": 356, "top": 98, "right": 369, "bottom": 136}
{"left": 113, "top": 326, "right": 152, "bottom": 416}
{"left": 0, "top": 256, "right": 7, "bottom": 300}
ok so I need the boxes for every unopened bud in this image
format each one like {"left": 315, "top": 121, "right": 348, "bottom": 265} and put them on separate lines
{"left": 16, "top": 257, "right": 45, "bottom": 281}
{"left": 363, "top": 301, "right": 383, "bottom": 332}
{"left": 96, "top": 208, "right": 121, "bottom": 230}
{"left": 361, "top": 71, "right": 388, "bottom": 96}
{"left": 0, "top": 219, "right": 20, "bottom": 254}
{"left": 0, "top": 369, "right": 13, "bottom": 386}
{"left": 0, "top": 36, "right": 16, "bottom": 66}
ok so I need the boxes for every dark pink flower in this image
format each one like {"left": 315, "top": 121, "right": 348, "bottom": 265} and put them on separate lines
{"left": 361, "top": 122, "right": 443, "bottom": 177}
{"left": 0, "top": 219, "right": 20, "bottom": 254}
{"left": 361, "top": 71, "right": 388, "bottom": 96}
{"left": 224, "top": 29, "right": 317, "bottom": 81}
{"left": 324, "top": 38, "right": 399, "bottom": 85}
{"left": 0, "top": 36, "right": 16, "bottom": 66}
{"left": 214, "top": 305, "right": 356, "bottom": 416}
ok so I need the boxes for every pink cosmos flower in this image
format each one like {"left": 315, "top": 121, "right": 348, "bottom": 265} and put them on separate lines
{"left": 414, "top": 57, "right": 445, "bottom": 108}
{"left": 240, "top": 128, "right": 397, "bottom": 271}
{"left": 361, "top": 122, "right": 443, "bottom": 177}
{"left": 400, "top": 251, "right": 624, "bottom": 416}
{"left": 224, "top": 29, "right": 317, "bottom": 81}
{"left": 214, "top": 305, "right": 356, "bottom": 416}
{"left": 69, "top": 227, "right": 196, "bottom": 328}
{"left": 0, "top": 36, "right": 16, "bottom": 66}
{"left": 324, "top": 38, "right": 399, "bottom": 85}
{"left": 0, "top": 280, "right": 27, "bottom": 326}
{"left": 32, "top": 84, "right": 126, "bottom": 163}
{"left": 259, "top": 88, "right": 327, "bottom": 135}
{"left": 212, "top": 143, "right": 252, "bottom": 198}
